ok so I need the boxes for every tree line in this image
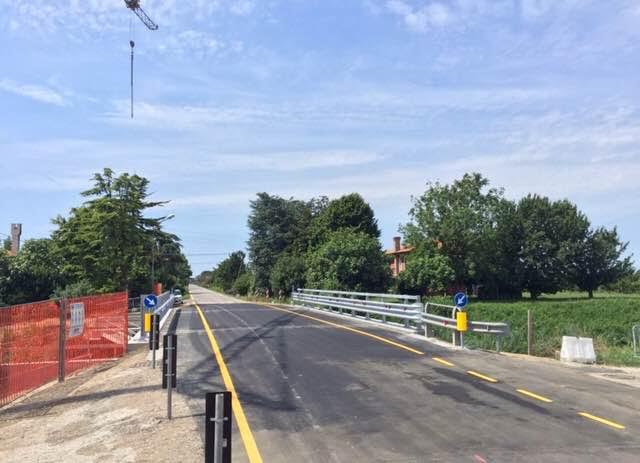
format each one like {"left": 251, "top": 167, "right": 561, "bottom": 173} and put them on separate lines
{"left": 0, "top": 168, "right": 191, "bottom": 306}
{"left": 197, "top": 172, "right": 636, "bottom": 300}
{"left": 195, "top": 192, "right": 390, "bottom": 295}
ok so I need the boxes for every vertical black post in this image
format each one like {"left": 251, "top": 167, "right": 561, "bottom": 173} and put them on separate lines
{"left": 58, "top": 299, "right": 67, "bottom": 382}
{"left": 162, "top": 334, "right": 177, "bottom": 389}
{"left": 205, "top": 392, "right": 232, "bottom": 463}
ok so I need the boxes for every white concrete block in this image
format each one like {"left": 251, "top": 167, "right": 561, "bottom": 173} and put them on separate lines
{"left": 561, "top": 336, "right": 596, "bottom": 364}
{"left": 560, "top": 336, "right": 579, "bottom": 362}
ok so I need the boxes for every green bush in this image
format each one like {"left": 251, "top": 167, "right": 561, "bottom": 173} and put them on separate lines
{"left": 606, "top": 272, "right": 640, "bottom": 294}
{"left": 270, "top": 254, "right": 305, "bottom": 295}
{"left": 232, "top": 272, "right": 254, "bottom": 296}
{"left": 396, "top": 254, "right": 454, "bottom": 295}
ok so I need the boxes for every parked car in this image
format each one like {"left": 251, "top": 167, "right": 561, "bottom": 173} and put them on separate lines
{"left": 173, "top": 289, "right": 183, "bottom": 305}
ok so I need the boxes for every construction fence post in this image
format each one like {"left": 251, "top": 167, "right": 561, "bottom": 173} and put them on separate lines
{"left": 58, "top": 299, "right": 67, "bottom": 383}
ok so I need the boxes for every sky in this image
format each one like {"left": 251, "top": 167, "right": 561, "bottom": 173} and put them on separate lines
{"left": 1, "top": 0, "right": 639, "bottom": 276}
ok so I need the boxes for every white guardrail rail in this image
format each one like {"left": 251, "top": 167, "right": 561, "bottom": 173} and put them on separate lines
{"left": 292, "top": 289, "right": 510, "bottom": 351}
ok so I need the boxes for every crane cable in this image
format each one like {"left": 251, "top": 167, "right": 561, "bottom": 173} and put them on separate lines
{"left": 129, "top": 18, "right": 135, "bottom": 119}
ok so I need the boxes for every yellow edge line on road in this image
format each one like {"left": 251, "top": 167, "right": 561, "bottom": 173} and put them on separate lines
{"left": 467, "top": 370, "right": 499, "bottom": 383}
{"left": 194, "top": 301, "right": 264, "bottom": 463}
{"left": 432, "top": 357, "right": 455, "bottom": 367}
{"left": 263, "top": 304, "right": 424, "bottom": 355}
{"left": 578, "top": 412, "right": 626, "bottom": 430}
{"left": 516, "top": 388, "right": 553, "bottom": 403}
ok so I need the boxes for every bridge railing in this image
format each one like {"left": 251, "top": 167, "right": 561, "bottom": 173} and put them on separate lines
{"left": 293, "top": 289, "right": 423, "bottom": 330}
{"left": 292, "top": 289, "right": 510, "bottom": 351}
{"left": 130, "top": 291, "right": 174, "bottom": 342}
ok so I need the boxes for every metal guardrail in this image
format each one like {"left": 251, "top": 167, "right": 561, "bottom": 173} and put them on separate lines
{"left": 633, "top": 324, "right": 640, "bottom": 357}
{"left": 152, "top": 291, "right": 175, "bottom": 319}
{"left": 293, "top": 289, "right": 510, "bottom": 351}
{"left": 293, "top": 290, "right": 422, "bottom": 330}
{"left": 130, "top": 291, "right": 174, "bottom": 341}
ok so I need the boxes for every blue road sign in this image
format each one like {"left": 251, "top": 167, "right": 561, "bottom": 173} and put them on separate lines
{"left": 144, "top": 294, "right": 158, "bottom": 309}
{"left": 454, "top": 292, "right": 468, "bottom": 308}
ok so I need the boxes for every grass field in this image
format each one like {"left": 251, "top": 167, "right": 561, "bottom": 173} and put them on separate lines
{"left": 426, "top": 292, "right": 640, "bottom": 366}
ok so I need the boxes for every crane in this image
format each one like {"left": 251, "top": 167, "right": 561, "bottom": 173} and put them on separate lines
{"left": 124, "top": 1, "right": 158, "bottom": 118}
{"left": 124, "top": 0, "right": 159, "bottom": 30}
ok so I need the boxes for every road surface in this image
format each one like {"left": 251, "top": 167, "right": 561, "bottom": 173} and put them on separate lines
{"left": 174, "top": 285, "right": 640, "bottom": 462}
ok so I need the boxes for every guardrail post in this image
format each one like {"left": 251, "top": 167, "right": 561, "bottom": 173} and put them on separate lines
{"left": 424, "top": 303, "right": 433, "bottom": 338}
{"left": 139, "top": 299, "right": 144, "bottom": 338}
{"left": 451, "top": 307, "right": 460, "bottom": 347}
{"left": 527, "top": 310, "right": 533, "bottom": 356}
{"left": 496, "top": 335, "right": 502, "bottom": 353}
{"left": 58, "top": 299, "right": 67, "bottom": 383}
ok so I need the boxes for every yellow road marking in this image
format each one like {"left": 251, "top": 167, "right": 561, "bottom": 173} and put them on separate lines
{"left": 467, "top": 370, "right": 498, "bottom": 383}
{"left": 432, "top": 357, "right": 455, "bottom": 367}
{"left": 194, "top": 301, "right": 263, "bottom": 463}
{"left": 578, "top": 412, "right": 626, "bottom": 430}
{"left": 516, "top": 389, "right": 553, "bottom": 403}
{"left": 263, "top": 304, "right": 424, "bottom": 355}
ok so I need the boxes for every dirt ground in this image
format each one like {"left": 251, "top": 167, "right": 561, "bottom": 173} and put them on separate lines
{"left": 0, "top": 330, "right": 204, "bottom": 462}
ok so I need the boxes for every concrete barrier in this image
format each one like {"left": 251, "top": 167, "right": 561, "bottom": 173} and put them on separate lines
{"left": 560, "top": 336, "right": 596, "bottom": 364}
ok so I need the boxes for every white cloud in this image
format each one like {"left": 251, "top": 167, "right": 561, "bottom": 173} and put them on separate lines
{"left": 0, "top": 79, "right": 67, "bottom": 106}
{"left": 229, "top": 0, "right": 255, "bottom": 16}
{"left": 0, "top": 0, "right": 261, "bottom": 36}
{"left": 197, "top": 150, "right": 385, "bottom": 172}
{"left": 103, "top": 100, "right": 279, "bottom": 129}
{"left": 156, "top": 30, "right": 225, "bottom": 56}
{"left": 386, "top": 0, "right": 453, "bottom": 33}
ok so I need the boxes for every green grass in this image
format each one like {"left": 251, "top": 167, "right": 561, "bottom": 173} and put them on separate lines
{"left": 425, "top": 292, "right": 640, "bottom": 366}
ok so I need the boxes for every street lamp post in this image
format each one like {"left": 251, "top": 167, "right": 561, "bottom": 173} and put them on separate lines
{"left": 151, "top": 214, "right": 175, "bottom": 294}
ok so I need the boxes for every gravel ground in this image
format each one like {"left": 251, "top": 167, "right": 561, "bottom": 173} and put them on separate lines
{"left": 0, "top": 312, "right": 204, "bottom": 463}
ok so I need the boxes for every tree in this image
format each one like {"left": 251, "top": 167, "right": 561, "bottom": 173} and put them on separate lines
{"left": 3, "top": 239, "right": 65, "bottom": 305}
{"left": 247, "top": 193, "right": 315, "bottom": 290}
{"left": 396, "top": 254, "right": 455, "bottom": 296}
{"left": 309, "top": 193, "right": 380, "bottom": 246}
{"left": 51, "top": 168, "right": 189, "bottom": 296}
{"left": 402, "top": 173, "right": 504, "bottom": 285}
{"left": 232, "top": 272, "right": 254, "bottom": 296}
{"left": 270, "top": 254, "right": 305, "bottom": 295}
{"left": 606, "top": 270, "right": 640, "bottom": 294}
{"left": 211, "top": 251, "right": 247, "bottom": 293}
{"left": 473, "top": 199, "right": 525, "bottom": 299}
{"left": 195, "top": 270, "right": 214, "bottom": 286}
{"left": 570, "top": 227, "right": 633, "bottom": 298}
{"left": 0, "top": 253, "right": 11, "bottom": 306}
{"left": 154, "top": 231, "right": 192, "bottom": 292}
{"left": 518, "top": 195, "right": 589, "bottom": 299}
{"left": 305, "top": 229, "right": 390, "bottom": 292}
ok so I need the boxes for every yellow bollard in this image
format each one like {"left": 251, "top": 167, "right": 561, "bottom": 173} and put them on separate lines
{"left": 144, "top": 312, "right": 152, "bottom": 333}
{"left": 456, "top": 311, "right": 468, "bottom": 332}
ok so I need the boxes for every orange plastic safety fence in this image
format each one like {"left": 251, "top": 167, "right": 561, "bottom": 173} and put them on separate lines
{"left": 64, "top": 292, "right": 128, "bottom": 376}
{"left": 0, "top": 292, "right": 128, "bottom": 407}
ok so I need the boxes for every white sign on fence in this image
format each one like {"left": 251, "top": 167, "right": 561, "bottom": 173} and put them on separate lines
{"left": 69, "top": 302, "right": 85, "bottom": 338}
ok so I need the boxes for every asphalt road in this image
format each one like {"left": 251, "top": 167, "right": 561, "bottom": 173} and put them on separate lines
{"left": 174, "top": 285, "right": 640, "bottom": 462}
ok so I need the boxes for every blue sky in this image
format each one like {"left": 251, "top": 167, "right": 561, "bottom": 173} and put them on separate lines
{"left": 1, "top": 0, "right": 639, "bottom": 275}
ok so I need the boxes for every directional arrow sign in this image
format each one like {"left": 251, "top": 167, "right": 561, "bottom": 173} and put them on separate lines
{"left": 144, "top": 294, "right": 158, "bottom": 309}
{"left": 454, "top": 292, "right": 468, "bottom": 308}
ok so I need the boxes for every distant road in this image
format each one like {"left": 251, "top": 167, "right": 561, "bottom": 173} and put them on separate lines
{"left": 175, "top": 285, "right": 640, "bottom": 462}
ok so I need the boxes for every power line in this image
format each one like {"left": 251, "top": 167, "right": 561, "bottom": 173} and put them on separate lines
{"left": 184, "top": 252, "right": 237, "bottom": 256}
